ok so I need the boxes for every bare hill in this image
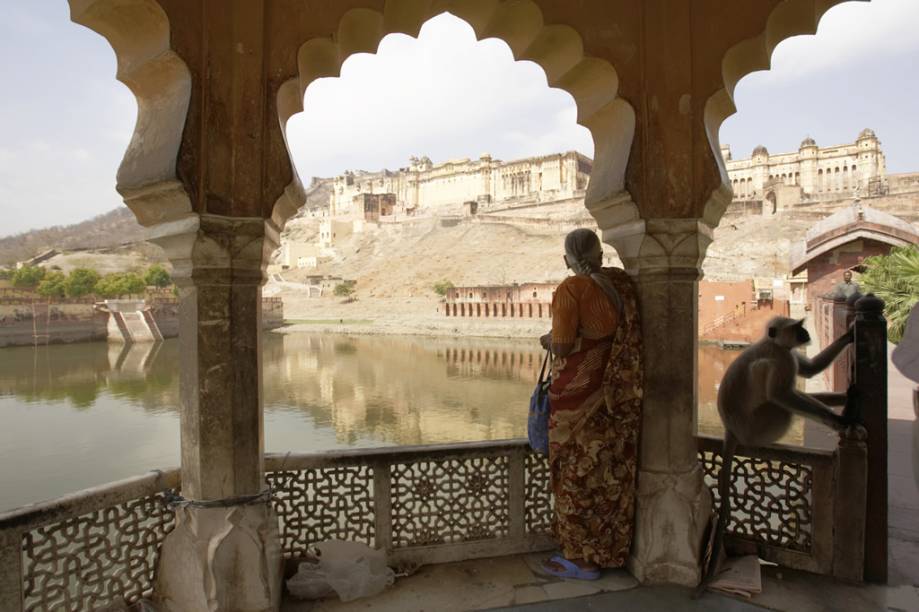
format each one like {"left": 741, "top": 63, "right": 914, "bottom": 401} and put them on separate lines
{"left": 0, "top": 208, "right": 145, "bottom": 265}
{"left": 282, "top": 217, "right": 576, "bottom": 297}
{"left": 278, "top": 211, "right": 821, "bottom": 298}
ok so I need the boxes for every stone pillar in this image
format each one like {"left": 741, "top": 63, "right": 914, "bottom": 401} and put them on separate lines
{"left": 853, "top": 294, "right": 888, "bottom": 583}
{"left": 149, "top": 213, "right": 282, "bottom": 612}
{"left": 605, "top": 217, "right": 714, "bottom": 586}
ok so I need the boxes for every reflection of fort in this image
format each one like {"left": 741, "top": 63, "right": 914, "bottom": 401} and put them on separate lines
{"left": 1, "top": 333, "right": 811, "bottom": 448}
{"left": 436, "top": 346, "right": 542, "bottom": 382}
{"left": 261, "top": 334, "right": 541, "bottom": 446}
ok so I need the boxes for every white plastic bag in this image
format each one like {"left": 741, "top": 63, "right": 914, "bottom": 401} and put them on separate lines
{"left": 286, "top": 540, "right": 395, "bottom": 602}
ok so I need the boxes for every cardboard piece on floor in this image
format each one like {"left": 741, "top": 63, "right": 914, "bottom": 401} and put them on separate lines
{"left": 708, "top": 555, "right": 762, "bottom": 598}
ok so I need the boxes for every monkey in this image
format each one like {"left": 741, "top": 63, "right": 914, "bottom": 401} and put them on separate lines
{"left": 696, "top": 316, "right": 859, "bottom": 595}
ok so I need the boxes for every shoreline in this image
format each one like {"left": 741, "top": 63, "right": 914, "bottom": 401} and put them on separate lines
{"left": 273, "top": 318, "right": 548, "bottom": 342}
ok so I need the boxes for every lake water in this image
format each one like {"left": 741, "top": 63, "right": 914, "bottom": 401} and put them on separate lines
{"left": 0, "top": 333, "right": 745, "bottom": 512}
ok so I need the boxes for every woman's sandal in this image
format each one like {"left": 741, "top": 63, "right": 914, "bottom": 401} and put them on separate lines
{"left": 541, "top": 555, "right": 601, "bottom": 581}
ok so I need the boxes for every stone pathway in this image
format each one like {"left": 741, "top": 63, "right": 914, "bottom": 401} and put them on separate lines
{"left": 281, "top": 555, "right": 919, "bottom": 612}
{"left": 281, "top": 554, "right": 636, "bottom": 612}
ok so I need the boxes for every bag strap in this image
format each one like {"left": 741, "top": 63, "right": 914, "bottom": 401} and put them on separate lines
{"left": 537, "top": 349, "right": 551, "bottom": 384}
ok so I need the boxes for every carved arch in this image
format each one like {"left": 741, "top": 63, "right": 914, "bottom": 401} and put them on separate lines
{"left": 272, "top": 0, "right": 637, "bottom": 231}
{"left": 69, "top": 0, "right": 192, "bottom": 226}
{"left": 702, "top": 0, "right": 861, "bottom": 228}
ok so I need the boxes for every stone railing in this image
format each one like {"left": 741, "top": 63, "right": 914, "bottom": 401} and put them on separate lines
{"left": 0, "top": 437, "right": 866, "bottom": 610}
{"left": 698, "top": 432, "right": 867, "bottom": 581}
{"left": 264, "top": 441, "right": 554, "bottom": 569}
{"left": 0, "top": 469, "right": 181, "bottom": 612}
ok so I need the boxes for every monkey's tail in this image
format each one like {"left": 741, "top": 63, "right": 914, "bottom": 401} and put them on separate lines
{"left": 694, "top": 432, "right": 738, "bottom": 598}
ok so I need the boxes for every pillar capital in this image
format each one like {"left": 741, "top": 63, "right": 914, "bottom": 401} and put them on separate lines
{"left": 602, "top": 216, "right": 714, "bottom": 278}
{"left": 147, "top": 213, "right": 279, "bottom": 287}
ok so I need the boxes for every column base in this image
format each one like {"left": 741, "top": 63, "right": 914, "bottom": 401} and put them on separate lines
{"left": 628, "top": 463, "right": 712, "bottom": 586}
{"left": 154, "top": 502, "right": 282, "bottom": 612}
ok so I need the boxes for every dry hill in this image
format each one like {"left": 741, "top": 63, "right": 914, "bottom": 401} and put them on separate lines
{"left": 277, "top": 210, "right": 817, "bottom": 298}
{"left": 0, "top": 208, "right": 145, "bottom": 266}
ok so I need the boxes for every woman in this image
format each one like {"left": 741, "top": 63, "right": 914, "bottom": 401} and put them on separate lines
{"left": 539, "top": 228, "right": 643, "bottom": 579}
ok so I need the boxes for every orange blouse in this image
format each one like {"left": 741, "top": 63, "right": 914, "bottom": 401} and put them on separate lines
{"left": 551, "top": 274, "right": 620, "bottom": 345}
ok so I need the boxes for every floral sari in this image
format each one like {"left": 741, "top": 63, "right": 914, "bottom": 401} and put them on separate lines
{"left": 547, "top": 267, "right": 643, "bottom": 567}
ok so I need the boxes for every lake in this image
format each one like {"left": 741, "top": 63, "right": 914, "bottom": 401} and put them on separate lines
{"left": 0, "top": 333, "right": 756, "bottom": 512}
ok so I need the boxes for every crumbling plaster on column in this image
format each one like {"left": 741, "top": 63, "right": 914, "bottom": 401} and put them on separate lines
{"left": 154, "top": 503, "right": 282, "bottom": 612}
{"left": 628, "top": 464, "right": 712, "bottom": 586}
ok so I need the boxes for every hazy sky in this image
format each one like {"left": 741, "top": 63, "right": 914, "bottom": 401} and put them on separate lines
{"left": 0, "top": 0, "right": 917, "bottom": 237}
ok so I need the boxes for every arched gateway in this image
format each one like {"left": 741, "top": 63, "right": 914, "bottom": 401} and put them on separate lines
{"left": 2, "top": 1, "right": 866, "bottom": 610}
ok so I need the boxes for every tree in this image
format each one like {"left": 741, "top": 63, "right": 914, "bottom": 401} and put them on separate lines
{"left": 11, "top": 265, "right": 45, "bottom": 288}
{"left": 144, "top": 264, "right": 172, "bottom": 288}
{"left": 858, "top": 245, "right": 919, "bottom": 344}
{"left": 94, "top": 272, "right": 147, "bottom": 298}
{"left": 121, "top": 273, "right": 147, "bottom": 295}
{"left": 432, "top": 279, "right": 455, "bottom": 297}
{"left": 65, "top": 268, "right": 101, "bottom": 297}
{"left": 333, "top": 282, "right": 355, "bottom": 298}
{"left": 0, "top": 268, "right": 11, "bottom": 280}
{"left": 37, "top": 271, "right": 67, "bottom": 298}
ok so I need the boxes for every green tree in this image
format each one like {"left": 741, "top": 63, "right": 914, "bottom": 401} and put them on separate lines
{"left": 65, "top": 268, "right": 101, "bottom": 297}
{"left": 37, "top": 271, "right": 67, "bottom": 298}
{"left": 144, "top": 264, "right": 172, "bottom": 288}
{"left": 432, "top": 279, "right": 455, "bottom": 297}
{"left": 333, "top": 282, "right": 355, "bottom": 298}
{"left": 11, "top": 265, "right": 45, "bottom": 288}
{"left": 95, "top": 272, "right": 147, "bottom": 298}
{"left": 0, "top": 268, "right": 11, "bottom": 280}
{"left": 858, "top": 245, "right": 919, "bottom": 344}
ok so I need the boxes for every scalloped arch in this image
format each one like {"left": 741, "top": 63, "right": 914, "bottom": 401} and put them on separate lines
{"left": 69, "top": 0, "right": 192, "bottom": 226}
{"left": 701, "top": 0, "right": 861, "bottom": 228}
{"left": 272, "top": 0, "right": 637, "bottom": 231}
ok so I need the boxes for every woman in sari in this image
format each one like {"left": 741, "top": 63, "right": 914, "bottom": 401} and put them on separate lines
{"left": 539, "top": 228, "right": 643, "bottom": 579}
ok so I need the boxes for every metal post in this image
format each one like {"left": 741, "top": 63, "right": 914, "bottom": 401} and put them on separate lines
{"left": 853, "top": 294, "right": 887, "bottom": 582}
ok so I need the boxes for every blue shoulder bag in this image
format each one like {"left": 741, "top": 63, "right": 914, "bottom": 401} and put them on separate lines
{"left": 527, "top": 350, "right": 552, "bottom": 455}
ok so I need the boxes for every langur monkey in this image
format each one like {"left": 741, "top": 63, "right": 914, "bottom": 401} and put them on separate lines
{"left": 698, "top": 316, "right": 860, "bottom": 594}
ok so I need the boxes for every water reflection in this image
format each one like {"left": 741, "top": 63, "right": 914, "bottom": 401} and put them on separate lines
{"left": 696, "top": 343, "right": 805, "bottom": 445}
{"left": 262, "top": 334, "right": 541, "bottom": 449}
{"left": 1, "top": 333, "right": 755, "bottom": 510}
{"left": 0, "top": 341, "right": 179, "bottom": 411}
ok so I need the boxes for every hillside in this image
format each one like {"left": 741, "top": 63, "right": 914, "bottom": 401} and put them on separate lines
{"left": 284, "top": 218, "right": 573, "bottom": 297}
{"left": 0, "top": 208, "right": 145, "bottom": 265}
{"left": 5, "top": 188, "right": 915, "bottom": 297}
{"left": 276, "top": 209, "right": 820, "bottom": 299}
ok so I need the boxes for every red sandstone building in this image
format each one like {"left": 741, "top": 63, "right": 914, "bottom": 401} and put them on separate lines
{"left": 444, "top": 282, "right": 557, "bottom": 318}
{"left": 791, "top": 202, "right": 919, "bottom": 310}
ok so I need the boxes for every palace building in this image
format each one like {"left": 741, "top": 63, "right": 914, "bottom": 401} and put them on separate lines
{"left": 722, "top": 129, "right": 887, "bottom": 212}
{"left": 329, "top": 150, "right": 592, "bottom": 219}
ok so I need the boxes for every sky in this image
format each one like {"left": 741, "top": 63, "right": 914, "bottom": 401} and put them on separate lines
{"left": 0, "top": 0, "right": 917, "bottom": 237}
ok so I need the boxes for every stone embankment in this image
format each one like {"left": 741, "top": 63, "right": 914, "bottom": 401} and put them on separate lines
{"left": 278, "top": 294, "right": 549, "bottom": 341}
{"left": 0, "top": 296, "right": 284, "bottom": 348}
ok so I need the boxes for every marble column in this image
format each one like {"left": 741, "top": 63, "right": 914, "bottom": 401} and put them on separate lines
{"left": 148, "top": 213, "right": 282, "bottom": 612}
{"left": 605, "top": 217, "right": 714, "bottom": 586}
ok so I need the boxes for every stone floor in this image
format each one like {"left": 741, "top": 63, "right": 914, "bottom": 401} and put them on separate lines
{"left": 280, "top": 553, "right": 919, "bottom": 612}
